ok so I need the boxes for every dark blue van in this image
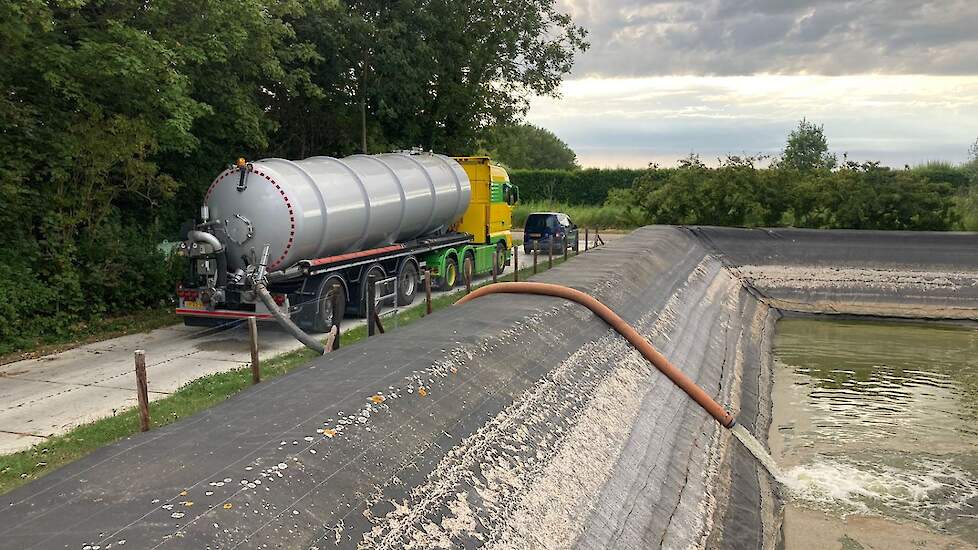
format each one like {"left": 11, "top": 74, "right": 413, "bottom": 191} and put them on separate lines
{"left": 523, "top": 212, "right": 579, "bottom": 254}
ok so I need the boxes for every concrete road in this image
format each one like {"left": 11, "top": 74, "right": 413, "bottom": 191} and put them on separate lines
{"left": 0, "top": 239, "right": 613, "bottom": 455}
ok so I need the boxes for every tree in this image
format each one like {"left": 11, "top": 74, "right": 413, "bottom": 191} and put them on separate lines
{"left": 268, "top": 0, "right": 588, "bottom": 158}
{"left": 478, "top": 124, "right": 579, "bottom": 169}
{"left": 778, "top": 119, "right": 837, "bottom": 172}
{"left": 378, "top": 0, "right": 588, "bottom": 154}
{"left": 0, "top": 0, "right": 309, "bottom": 349}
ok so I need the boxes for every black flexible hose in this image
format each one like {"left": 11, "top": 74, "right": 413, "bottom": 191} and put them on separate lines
{"left": 254, "top": 282, "right": 326, "bottom": 355}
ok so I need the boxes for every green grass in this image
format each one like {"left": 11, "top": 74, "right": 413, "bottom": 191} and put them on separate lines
{"left": 0, "top": 252, "right": 580, "bottom": 495}
{"left": 1, "top": 307, "right": 181, "bottom": 365}
{"left": 513, "top": 200, "right": 640, "bottom": 230}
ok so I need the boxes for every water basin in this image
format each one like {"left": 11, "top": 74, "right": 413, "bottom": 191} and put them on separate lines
{"left": 771, "top": 318, "right": 978, "bottom": 549}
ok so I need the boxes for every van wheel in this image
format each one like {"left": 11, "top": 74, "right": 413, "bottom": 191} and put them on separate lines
{"left": 436, "top": 256, "right": 458, "bottom": 291}
{"left": 396, "top": 261, "right": 418, "bottom": 305}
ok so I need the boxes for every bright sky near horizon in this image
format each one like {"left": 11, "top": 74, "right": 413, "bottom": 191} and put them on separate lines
{"left": 526, "top": 1, "right": 978, "bottom": 168}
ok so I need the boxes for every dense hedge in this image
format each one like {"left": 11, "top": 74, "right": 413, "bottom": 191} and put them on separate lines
{"left": 612, "top": 158, "right": 978, "bottom": 231}
{"left": 509, "top": 168, "right": 647, "bottom": 204}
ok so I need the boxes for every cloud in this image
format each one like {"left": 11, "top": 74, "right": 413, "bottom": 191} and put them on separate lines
{"left": 527, "top": 75, "right": 978, "bottom": 168}
{"left": 562, "top": 0, "right": 978, "bottom": 76}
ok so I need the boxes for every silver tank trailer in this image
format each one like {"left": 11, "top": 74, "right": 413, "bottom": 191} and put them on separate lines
{"left": 203, "top": 152, "right": 471, "bottom": 273}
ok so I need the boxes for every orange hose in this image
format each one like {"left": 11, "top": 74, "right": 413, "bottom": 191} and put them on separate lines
{"left": 455, "top": 282, "right": 737, "bottom": 428}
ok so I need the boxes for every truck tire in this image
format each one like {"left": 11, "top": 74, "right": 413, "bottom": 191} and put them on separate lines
{"left": 311, "top": 278, "right": 345, "bottom": 334}
{"left": 436, "top": 256, "right": 458, "bottom": 291}
{"left": 461, "top": 252, "right": 475, "bottom": 286}
{"left": 493, "top": 242, "right": 507, "bottom": 276}
{"left": 357, "top": 264, "right": 387, "bottom": 318}
{"left": 396, "top": 260, "right": 419, "bottom": 306}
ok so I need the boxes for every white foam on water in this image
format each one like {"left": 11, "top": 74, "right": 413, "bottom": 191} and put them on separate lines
{"left": 781, "top": 456, "right": 978, "bottom": 526}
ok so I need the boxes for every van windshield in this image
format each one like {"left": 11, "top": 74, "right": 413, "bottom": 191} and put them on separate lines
{"left": 525, "top": 214, "right": 555, "bottom": 230}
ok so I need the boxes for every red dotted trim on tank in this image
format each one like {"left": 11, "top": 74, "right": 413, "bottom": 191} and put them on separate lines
{"left": 202, "top": 167, "right": 296, "bottom": 272}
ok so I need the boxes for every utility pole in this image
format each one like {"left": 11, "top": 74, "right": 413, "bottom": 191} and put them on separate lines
{"left": 360, "top": 50, "right": 369, "bottom": 154}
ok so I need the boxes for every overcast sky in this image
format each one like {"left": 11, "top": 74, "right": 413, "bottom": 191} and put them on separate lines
{"left": 526, "top": 1, "right": 978, "bottom": 168}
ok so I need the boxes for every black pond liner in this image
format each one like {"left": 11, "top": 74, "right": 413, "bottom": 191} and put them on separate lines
{"left": 1, "top": 226, "right": 976, "bottom": 549}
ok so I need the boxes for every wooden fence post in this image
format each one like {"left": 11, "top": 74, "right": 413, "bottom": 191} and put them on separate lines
{"left": 492, "top": 250, "right": 498, "bottom": 283}
{"left": 548, "top": 239, "right": 553, "bottom": 269}
{"left": 563, "top": 236, "right": 568, "bottom": 262}
{"left": 324, "top": 325, "right": 338, "bottom": 352}
{"left": 533, "top": 241, "right": 538, "bottom": 274}
{"left": 134, "top": 350, "right": 150, "bottom": 432}
{"left": 367, "top": 276, "right": 377, "bottom": 337}
{"left": 464, "top": 257, "right": 472, "bottom": 294}
{"left": 248, "top": 317, "right": 260, "bottom": 384}
{"left": 424, "top": 269, "right": 432, "bottom": 315}
{"left": 513, "top": 247, "right": 519, "bottom": 282}
{"left": 585, "top": 228, "right": 589, "bottom": 251}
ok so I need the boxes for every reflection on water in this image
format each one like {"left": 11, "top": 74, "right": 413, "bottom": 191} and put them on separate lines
{"left": 771, "top": 318, "right": 978, "bottom": 548}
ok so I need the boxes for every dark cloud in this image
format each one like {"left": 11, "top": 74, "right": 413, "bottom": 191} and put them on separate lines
{"left": 563, "top": 0, "right": 978, "bottom": 76}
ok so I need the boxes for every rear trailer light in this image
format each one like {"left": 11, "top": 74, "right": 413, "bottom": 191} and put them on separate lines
{"left": 177, "top": 289, "right": 200, "bottom": 300}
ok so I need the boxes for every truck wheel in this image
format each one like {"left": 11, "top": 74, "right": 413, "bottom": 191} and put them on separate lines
{"left": 312, "top": 279, "right": 345, "bottom": 334}
{"left": 493, "top": 242, "right": 507, "bottom": 276}
{"left": 396, "top": 261, "right": 419, "bottom": 305}
{"left": 436, "top": 256, "right": 458, "bottom": 291}
{"left": 358, "top": 264, "right": 387, "bottom": 318}
{"left": 461, "top": 252, "right": 475, "bottom": 285}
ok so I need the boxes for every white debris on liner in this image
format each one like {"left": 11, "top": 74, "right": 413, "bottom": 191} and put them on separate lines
{"left": 356, "top": 258, "right": 741, "bottom": 550}
{"left": 739, "top": 265, "right": 978, "bottom": 293}
{"left": 487, "top": 354, "right": 653, "bottom": 550}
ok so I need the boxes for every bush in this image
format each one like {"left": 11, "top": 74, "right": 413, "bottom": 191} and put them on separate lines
{"left": 513, "top": 201, "right": 639, "bottom": 230}
{"left": 623, "top": 157, "right": 961, "bottom": 231}
{"left": 0, "top": 219, "right": 178, "bottom": 356}
{"left": 909, "top": 161, "right": 972, "bottom": 188}
{"left": 509, "top": 168, "right": 647, "bottom": 204}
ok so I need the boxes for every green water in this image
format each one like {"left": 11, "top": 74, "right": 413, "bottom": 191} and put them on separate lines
{"left": 772, "top": 318, "right": 978, "bottom": 547}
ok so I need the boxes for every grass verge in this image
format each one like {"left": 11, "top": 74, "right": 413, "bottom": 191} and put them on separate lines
{"left": 0, "top": 252, "right": 580, "bottom": 495}
{"left": 513, "top": 200, "right": 641, "bottom": 231}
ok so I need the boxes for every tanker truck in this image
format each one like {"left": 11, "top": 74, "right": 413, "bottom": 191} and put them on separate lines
{"left": 175, "top": 151, "right": 518, "bottom": 342}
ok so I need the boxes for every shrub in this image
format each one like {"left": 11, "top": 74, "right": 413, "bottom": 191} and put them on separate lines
{"left": 509, "top": 168, "right": 647, "bottom": 204}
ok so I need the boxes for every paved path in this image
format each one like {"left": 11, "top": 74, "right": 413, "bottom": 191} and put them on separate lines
{"left": 0, "top": 237, "right": 621, "bottom": 455}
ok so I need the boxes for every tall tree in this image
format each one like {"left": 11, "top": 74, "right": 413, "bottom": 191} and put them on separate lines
{"left": 479, "top": 124, "right": 579, "bottom": 169}
{"left": 777, "top": 118, "right": 837, "bottom": 172}
{"left": 269, "top": 0, "right": 588, "bottom": 158}
{"left": 415, "top": 0, "right": 588, "bottom": 153}
{"left": 0, "top": 0, "right": 309, "bottom": 341}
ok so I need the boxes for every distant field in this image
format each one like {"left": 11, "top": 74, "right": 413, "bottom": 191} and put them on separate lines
{"left": 513, "top": 201, "right": 640, "bottom": 230}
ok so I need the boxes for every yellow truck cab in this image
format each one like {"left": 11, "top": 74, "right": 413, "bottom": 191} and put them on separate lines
{"left": 423, "top": 156, "right": 519, "bottom": 290}
{"left": 453, "top": 156, "right": 517, "bottom": 249}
